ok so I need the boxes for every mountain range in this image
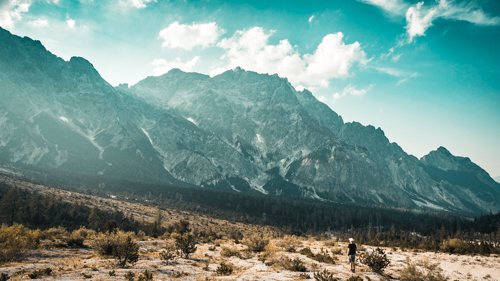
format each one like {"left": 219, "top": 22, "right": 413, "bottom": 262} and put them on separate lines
{"left": 1, "top": 26, "right": 499, "bottom": 215}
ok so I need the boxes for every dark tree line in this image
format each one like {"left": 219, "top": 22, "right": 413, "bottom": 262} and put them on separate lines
{"left": 0, "top": 182, "right": 149, "bottom": 233}
{"left": 59, "top": 175, "right": 499, "bottom": 252}
{"left": 2, "top": 170, "right": 499, "bottom": 255}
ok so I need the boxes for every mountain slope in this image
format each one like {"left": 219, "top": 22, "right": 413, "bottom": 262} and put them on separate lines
{"left": 0, "top": 27, "right": 182, "bottom": 185}
{"left": 1, "top": 27, "right": 499, "bottom": 214}
{"left": 129, "top": 67, "right": 500, "bottom": 214}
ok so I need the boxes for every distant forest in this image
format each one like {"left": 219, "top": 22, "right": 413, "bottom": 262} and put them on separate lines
{"left": 1, "top": 170, "right": 499, "bottom": 255}
{"left": 0, "top": 181, "right": 149, "bottom": 233}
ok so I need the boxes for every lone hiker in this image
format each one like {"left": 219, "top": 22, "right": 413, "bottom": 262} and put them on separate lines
{"left": 346, "top": 237, "right": 357, "bottom": 273}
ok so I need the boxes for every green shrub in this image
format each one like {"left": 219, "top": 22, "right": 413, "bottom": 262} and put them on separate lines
{"left": 282, "top": 257, "right": 307, "bottom": 272}
{"left": 313, "top": 269, "right": 339, "bottom": 281}
{"left": 125, "top": 271, "right": 135, "bottom": 281}
{"left": 170, "top": 271, "right": 188, "bottom": 278}
{"left": 28, "top": 268, "right": 52, "bottom": 279}
{"left": 299, "top": 247, "right": 335, "bottom": 264}
{"left": 229, "top": 229, "right": 244, "bottom": 244}
{"left": 277, "top": 235, "right": 302, "bottom": 252}
{"left": 298, "top": 272, "right": 310, "bottom": 279}
{"left": 299, "top": 247, "right": 314, "bottom": 258}
{"left": 159, "top": 242, "right": 176, "bottom": 264}
{"left": 440, "top": 238, "right": 468, "bottom": 255}
{"left": 93, "top": 230, "right": 139, "bottom": 268}
{"left": 0, "top": 224, "right": 40, "bottom": 263}
{"left": 359, "top": 248, "right": 390, "bottom": 273}
{"left": 313, "top": 248, "right": 335, "bottom": 264}
{"left": 41, "top": 226, "right": 68, "bottom": 240}
{"left": 399, "top": 259, "right": 448, "bottom": 281}
{"left": 66, "top": 230, "right": 85, "bottom": 247}
{"left": 243, "top": 233, "right": 269, "bottom": 252}
{"left": 171, "top": 232, "right": 197, "bottom": 259}
{"left": 215, "top": 262, "right": 234, "bottom": 276}
{"left": 221, "top": 247, "right": 241, "bottom": 258}
{"left": 138, "top": 269, "right": 153, "bottom": 281}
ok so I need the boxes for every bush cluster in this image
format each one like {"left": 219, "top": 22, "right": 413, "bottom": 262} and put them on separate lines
{"left": 359, "top": 248, "right": 390, "bottom": 273}
{"left": 0, "top": 224, "right": 40, "bottom": 263}
{"left": 313, "top": 269, "right": 338, "bottom": 281}
{"left": 220, "top": 247, "right": 241, "bottom": 258}
{"left": 299, "top": 247, "right": 335, "bottom": 264}
{"left": 159, "top": 242, "right": 176, "bottom": 264}
{"left": 243, "top": 233, "right": 269, "bottom": 252}
{"left": 28, "top": 268, "right": 52, "bottom": 279}
{"left": 215, "top": 262, "right": 234, "bottom": 276}
{"left": 93, "top": 230, "right": 139, "bottom": 268}
{"left": 399, "top": 259, "right": 448, "bottom": 281}
{"left": 281, "top": 257, "right": 307, "bottom": 272}
{"left": 277, "top": 235, "right": 302, "bottom": 252}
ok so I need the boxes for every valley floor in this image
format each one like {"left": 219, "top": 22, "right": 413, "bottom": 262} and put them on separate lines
{"left": 1, "top": 175, "right": 499, "bottom": 280}
{"left": 1, "top": 237, "right": 499, "bottom": 280}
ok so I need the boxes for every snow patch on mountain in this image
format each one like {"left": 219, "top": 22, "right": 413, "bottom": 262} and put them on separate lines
{"left": 141, "top": 128, "right": 154, "bottom": 145}
{"left": 187, "top": 117, "right": 198, "bottom": 125}
{"left": 57, "top": 117, "right": 105, "bottom": 159}
{"left": 412, "top": 199, "right": 447, "bottom": 212}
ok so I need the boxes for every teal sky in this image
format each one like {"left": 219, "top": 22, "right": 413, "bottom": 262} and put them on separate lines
{"left": 2, "top": 0, "right": 500, "bottom": 178}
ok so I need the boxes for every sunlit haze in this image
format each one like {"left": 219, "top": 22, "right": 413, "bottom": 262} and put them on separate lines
{"left": 2, "top": 0, "right": 499, "bottom": 177}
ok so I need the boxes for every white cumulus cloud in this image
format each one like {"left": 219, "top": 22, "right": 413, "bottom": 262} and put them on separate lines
{"left": 405, "top": 1, "right": 439, "bottom": 42}
{"left": 159, "top": 21, "right": 225, "bottom": 50}
{"left": 66, "top": 14, "right": 75, "bottom": 28}
{"left": 152, "top": 56, "right": 200, "bottom": 76}
{"left": 0, "top": 0, "right": 31, "bottom": 28}
{"left": 211, "top": 27, "right": 367, "bottom": 88}
{"left": 308, "top": 15, "right": 315, "bottom": 23}
{"left": 0, "top": 0, "right": 63, "bottom": 28}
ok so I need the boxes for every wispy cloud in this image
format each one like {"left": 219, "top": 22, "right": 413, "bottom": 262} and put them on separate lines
{"left": 121, "top": 0, "right": 156, "bottom": 9}
{"left": 308, "top": 15, "right": 315, "bottom": 24}
{"left": 28, "top": 17, "right": 48, "bottom": 27}
{"left": 406, "top": 0, "right": 500, "bottom": 43}
{"left": 358, "top": 0, "right": 409, "bottom": 15}
{"left": 375, "top": 67, "right": 406, "bottom": 77}
{"left": 359, "top": 0, "right": 500, "bottom": 43}
{"left": 211, "top": 27, "right": 367, "bottom": 88}
{"left": 159, "top": 21, "right": 225, "bottom": 50}
{"left": 375, "top": 67, "right": 418, "bottom": 84}
{"left": 333, "top": 84, "right": 373, "bottom": 102}
{"left": 391, "top": 53, "right": 402, "bottom": 61}
{"left": 152, "top": 57, "right": 200, "bottom": 76}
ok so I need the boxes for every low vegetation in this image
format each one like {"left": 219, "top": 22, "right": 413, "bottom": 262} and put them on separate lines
{"left": 313, "top": 269, "right": 339, "bottom": 281}
{"left": 399, "top": 258, "right": 448, "bottom": 281}
{"left": 93, "top": 230, "right": 139, "bottom": 268}
{"left": 359, "top": 248, "right": 390, "bottom": 273}
{"left": 0, "top": 178, "right": 498, "bottom": 280}
{"left": 0, "top": 224, "right": 39, "bottom": 263}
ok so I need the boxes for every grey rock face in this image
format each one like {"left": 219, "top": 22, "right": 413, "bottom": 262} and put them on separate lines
{"left": 0, "top": 27, "right": 180, "bottom": 185}
{"left": 1, "top": 26, "right": 499, "bottom": 214}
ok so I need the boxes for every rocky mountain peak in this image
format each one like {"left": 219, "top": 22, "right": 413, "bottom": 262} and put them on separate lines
{"left": 1, "top": 28, "right": 499, "bottom": 215}
{"left": 420, "top": 146, "right": 466, "bottom": 171}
